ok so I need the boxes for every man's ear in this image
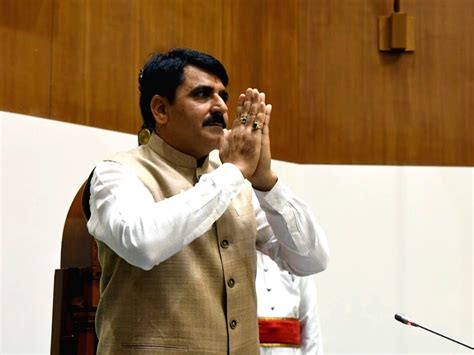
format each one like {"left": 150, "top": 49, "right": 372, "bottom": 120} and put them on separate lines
{"left": 150, "top": 95, "right": 169, "bottom": 125}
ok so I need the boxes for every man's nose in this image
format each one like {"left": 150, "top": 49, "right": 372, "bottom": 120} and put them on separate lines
{"left": 211, "top": 94, "right": 228, "bottom": 114}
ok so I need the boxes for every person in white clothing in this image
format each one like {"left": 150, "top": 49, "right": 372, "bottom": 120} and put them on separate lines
{"left": 84, "top": 48, "right": 329, "bottom": 354}
{"left": 257, "top": 250, "right": 323, "bottom": 354}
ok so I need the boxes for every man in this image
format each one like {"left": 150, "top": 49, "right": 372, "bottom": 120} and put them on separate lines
{"left": 85, "top": 48, "right": 329, "bottom": 354}
{"left": 256, "top": 250, "right": 324, "bottom": 354}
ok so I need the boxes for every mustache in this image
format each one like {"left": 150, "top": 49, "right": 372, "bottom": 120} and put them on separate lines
{"left": 202, "top": 113, "right": 227, "bottom": 129}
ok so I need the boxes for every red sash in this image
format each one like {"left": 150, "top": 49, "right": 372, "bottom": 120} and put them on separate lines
{"left": 258, "top": 317, "right": 301, "bottom": 347}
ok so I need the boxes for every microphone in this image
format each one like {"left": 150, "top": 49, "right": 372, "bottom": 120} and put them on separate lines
{"left": 394, "top": 313, "right": 473, "bottom": 350}
{"left": 394, "top": 313, "right": 418, "bottom": 326}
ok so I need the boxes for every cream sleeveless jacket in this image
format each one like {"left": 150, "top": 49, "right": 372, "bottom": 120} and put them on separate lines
{"left": 94, "top": 134, "right": 260, "bottom": 354}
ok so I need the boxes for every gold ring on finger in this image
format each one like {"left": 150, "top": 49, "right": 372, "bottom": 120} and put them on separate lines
{"left": 239, "top": 114, "right": 248, "bottom": 124}
{"left": 252, "top": 120, "right": 263, "bottom": 130}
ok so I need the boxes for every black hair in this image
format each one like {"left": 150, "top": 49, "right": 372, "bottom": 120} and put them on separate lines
{"left": 138, "top": 48, "right": 229, "bottom": 131}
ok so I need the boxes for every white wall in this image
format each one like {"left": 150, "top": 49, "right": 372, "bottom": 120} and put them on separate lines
{"left": 1, "top": 112, "right": 472, "bottom": 354}
{"left": 0, "top": 112, "right": 136, "bottom": 354}
{"left": 272, "top": 162, "right": 473, "bottom": 354}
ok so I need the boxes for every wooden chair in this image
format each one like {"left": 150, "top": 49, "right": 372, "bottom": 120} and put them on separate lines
{"left": 51, "top": 183, "right": 100, "bottom": 355}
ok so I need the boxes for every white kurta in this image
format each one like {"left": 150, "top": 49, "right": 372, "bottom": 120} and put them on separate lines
{"left": 256, "top": 251, "right": 324, "bottom": 355}
{"left": 87, "top": 159, "right": 329, "bottom": 274}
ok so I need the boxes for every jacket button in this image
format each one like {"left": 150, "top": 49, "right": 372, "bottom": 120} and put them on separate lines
{"left": 220, "top": 239, "right": 229, "bottom": 248}
{"left": 230, "top": 319, "right": 237, "bottom": 329}
{"left": 227, "top": 278, "right": 235, "bottom": 288}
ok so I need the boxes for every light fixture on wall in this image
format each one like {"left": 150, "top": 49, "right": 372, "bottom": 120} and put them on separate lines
{"left": 378, "top": 0, "right": 415, "bottom": 52}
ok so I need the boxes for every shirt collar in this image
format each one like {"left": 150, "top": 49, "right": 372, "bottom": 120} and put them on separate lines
{"left": 146, "top": 132, "right": 210, "bottom": 170}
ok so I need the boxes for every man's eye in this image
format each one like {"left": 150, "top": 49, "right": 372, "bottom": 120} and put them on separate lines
{"left": 220, "top": 92, "right": 229, "bottom": 102}
{"left": 196, "top": 91, "right": 208, "bottom": 98}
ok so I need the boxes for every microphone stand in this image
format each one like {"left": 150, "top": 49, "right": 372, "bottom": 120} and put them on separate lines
{"left": 394, "top": 313, "right": 473, "bottom": 350}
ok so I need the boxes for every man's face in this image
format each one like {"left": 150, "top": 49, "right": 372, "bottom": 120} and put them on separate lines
{"left": 159, "top": 65, "right": 229, "bottom": 159}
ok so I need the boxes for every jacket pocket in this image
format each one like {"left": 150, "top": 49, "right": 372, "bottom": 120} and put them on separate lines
{"left": 121, "top": 343, "right": 188, "bottom": 352}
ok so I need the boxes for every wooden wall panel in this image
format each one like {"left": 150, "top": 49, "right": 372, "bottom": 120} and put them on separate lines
{"left": 1, "top": 0, "right": 473, "bottom": 166}
{"left": 137, "top": 0, "right": 223, "bottom": 57}
{"left": 224, "top": 0, "right": 473, "bottom": 165}
{"left": 50, "top": 0, "right": 141, "bottom": 132}
{"left": 0, "top": 0, "right": 52, "bottom": 117}
{"left": 50, "top": 0, "right": 223, "bottom": 134}
{"left": 298, "top": 0, "right": 377, "bottom": 164}
{"left": 296, "top": 0, "right": 473, "bottom": 165}
{"left": 223, "top": 0, "right": 301, "bottom": 162}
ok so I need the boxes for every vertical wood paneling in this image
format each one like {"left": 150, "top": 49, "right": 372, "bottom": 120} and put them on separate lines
{"left": 50, "top": 0, "right": 223, "bottom": 134}
{"left": 1, "top": 0, "right": 473, "bottom": 166}
{"left": 0, "top": 0, "right": 53, "bottom": 117}
{"left": 296, "top": 0, "right": 473, "bottom": 165}
{"left": 137, "top": 0, "right": 223, "bottom": 58}
{"left": 50, "top": 0, "right": 140, "bottom": 132}
{"left": 298, "top": 0, "right": 371, "bottom": 164}
{"left": 222, "top": 0, "right": 301, "bottom": 162}
{"left": 135, "top": 0, "right": 224, "bottom": 108}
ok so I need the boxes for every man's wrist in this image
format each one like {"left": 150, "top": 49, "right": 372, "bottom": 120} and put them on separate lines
{"left": 250, "top": 172, "right": 278, "bottom": 192}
